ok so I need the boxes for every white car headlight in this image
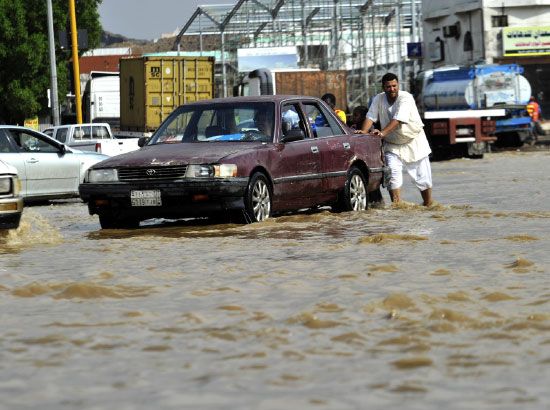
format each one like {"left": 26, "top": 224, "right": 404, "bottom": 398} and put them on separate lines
{"left": 0, "top": 177, "right": 11, "bottom": 194}
{"left": 88, "top": 168, "right": 118, "bottom": 182}
{"left": 185, "top": 164, "right": 237, "bottom": 178}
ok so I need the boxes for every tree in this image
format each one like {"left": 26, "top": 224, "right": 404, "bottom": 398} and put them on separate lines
{"left": 0, "top": 0, "right": 102, "bottom": 124}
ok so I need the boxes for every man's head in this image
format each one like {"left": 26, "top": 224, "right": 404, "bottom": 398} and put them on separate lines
{"left": 321, "top": 93, "right": 337, "bottom": 109}
{"left": 381, "top": 72, "right": 399, "bottom": 103}
{"left": 530, "top": 96, "right": 536, "bottom": 102}
{"left": 254, "top": 109, "right": 272, "bottom": 135}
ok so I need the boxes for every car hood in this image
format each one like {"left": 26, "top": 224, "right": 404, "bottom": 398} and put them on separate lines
{"left": 91, "top": 142, "right": 264, "bottom": 168}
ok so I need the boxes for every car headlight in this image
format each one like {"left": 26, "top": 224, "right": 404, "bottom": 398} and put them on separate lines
{"left": 87, "top": 168, "right": 118, "bottom": 182}
{"left": 0, "top": 177, "right": 11, "bottom": 195}
{"left": 185, "top": 164, "right": 237, "bottom": 178}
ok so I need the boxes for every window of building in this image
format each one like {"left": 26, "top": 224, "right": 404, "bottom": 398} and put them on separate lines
{"left": 491, "top": 15, "right": 508, "bottom": 27}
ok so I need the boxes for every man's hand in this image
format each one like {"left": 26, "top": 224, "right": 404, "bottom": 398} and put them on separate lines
{"left": 371, "top": 129, "right": 384, "bottom": 138}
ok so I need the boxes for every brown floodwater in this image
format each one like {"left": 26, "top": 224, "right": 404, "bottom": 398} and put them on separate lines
{"left": 1, "top": 151, "right": 549, "bottom": 409}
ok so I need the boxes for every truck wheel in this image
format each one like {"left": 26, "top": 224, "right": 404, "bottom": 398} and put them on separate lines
{"left": 334, "top": 166, "right": 368, "bottom": 212}
{"left": 244, "top": 173, "right": 272, "bottom": 223}
{"left": 98, "top": 213, "right": 139, "bottom": 229}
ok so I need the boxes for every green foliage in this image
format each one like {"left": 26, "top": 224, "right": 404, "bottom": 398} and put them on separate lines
{"left": 0, "top": 0, "right": 103, "bottom": 124}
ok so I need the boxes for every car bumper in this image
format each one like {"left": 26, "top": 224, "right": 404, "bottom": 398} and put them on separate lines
{"left": 79, "top": 178, "right": 249, "bottom": 219}
{"left": 0, "top": 197, "right": 24, "bottom": 230}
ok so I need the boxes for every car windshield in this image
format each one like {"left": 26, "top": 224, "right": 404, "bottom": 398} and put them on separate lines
{"left": 149, "top": 102, "right": 275, "bottom": 144}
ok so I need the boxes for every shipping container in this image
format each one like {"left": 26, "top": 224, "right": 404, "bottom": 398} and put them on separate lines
{"left": 236, "top": 68, "right": 348, "bottom": 112}
{"left": 273, "top": 70, "right": 347, "bottom": 111}
{"left": 120, "top": 56, "right": 215, "bottom": 133}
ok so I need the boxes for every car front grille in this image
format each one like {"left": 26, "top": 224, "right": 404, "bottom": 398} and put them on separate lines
{"left": 118, "top": 165, "right": 188, "bottom": 181}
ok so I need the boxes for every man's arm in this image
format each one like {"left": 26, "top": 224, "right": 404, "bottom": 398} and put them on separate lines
{"left": 378, "top": 119, "right": 401, "bottom": 139}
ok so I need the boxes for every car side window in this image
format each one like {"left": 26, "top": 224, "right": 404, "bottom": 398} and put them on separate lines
{"left": 73, "top": 127, "right": 85, "bottom": 140}
{"left": 56, "top": 128, "right": 68, "bottom": 143}
{"left": 93, "top": 126, "right": 109, "bottom": 139}
{"left": 281, "top": 103, "right": 307, "bottom": 140}
{"left": 303, "top": 102, "right": 344, "bottom": 138}
{"left": 12, "top": 131, "right": 59, "bottom": 153}
{"left": 82, "top": 125, "right": 92, "bottom": 140}
{"left": 0, "top": 130, "right": 15, "bottom": 153}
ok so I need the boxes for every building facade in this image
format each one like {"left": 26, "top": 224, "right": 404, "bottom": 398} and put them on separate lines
{"left": 422, "top": 0, "right": 550, "bottom": 116}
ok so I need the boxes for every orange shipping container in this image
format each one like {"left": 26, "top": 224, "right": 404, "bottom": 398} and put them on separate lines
{"left": 120, "top": 56, "right": 215, "bottom": 132}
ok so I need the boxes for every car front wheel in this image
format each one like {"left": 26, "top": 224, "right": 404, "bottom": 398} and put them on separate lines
{"left": 335, "top": 166, "right": 368, "bottom": 212}
{"left": 244, "top": 173, "right": 272, "bottom": 223}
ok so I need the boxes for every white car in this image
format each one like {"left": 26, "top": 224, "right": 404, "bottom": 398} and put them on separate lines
{"left": 0, "top": 125, "right": 108, "bottom": 202}
{"left": 0, "top": 159, "right": 23, "bottom": 229}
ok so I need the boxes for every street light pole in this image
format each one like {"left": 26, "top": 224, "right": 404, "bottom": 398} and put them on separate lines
{"left": 46, "top": 0, "right": 60, "bottom": 125}
{"left": 68, "top": 0, "right": 82, "bottom": 123}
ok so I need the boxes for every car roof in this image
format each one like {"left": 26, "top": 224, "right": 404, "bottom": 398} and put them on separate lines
{"left": 184, "top": 95, "right": 322, "bottom": 105}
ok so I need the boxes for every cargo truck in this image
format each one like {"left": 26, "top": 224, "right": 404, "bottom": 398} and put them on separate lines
{"left": 117, "top": 56, "right": 215, "bottom": 141}
{"left": 415, "top": 64, "right": 532, "bottom": 157}
{"left": 235, "top": 68, "right": 348, "bottom": 114}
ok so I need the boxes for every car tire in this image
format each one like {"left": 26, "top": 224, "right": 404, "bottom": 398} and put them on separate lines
{"left": 98, "top": 213, "right": 140, "bottom": 229}
{"left": 244, "top": 172, "right": 272, "bottom": 223}
{"left": 334, "top": 166, "right": 368, "bottom": 212}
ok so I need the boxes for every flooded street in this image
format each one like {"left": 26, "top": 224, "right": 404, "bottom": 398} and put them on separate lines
{"left": 1, "top": 151, "right": 549, "bottom": 409}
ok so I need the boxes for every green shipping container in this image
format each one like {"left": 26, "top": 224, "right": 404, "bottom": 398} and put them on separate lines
{"left": 120, "top": 56, "right": 215, "bottom": 132}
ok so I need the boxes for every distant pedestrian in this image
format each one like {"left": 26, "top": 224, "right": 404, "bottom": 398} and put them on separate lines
{"left": 321, "top": 93, "right": 347, "bottom": 123}
{"left": 356, "top": 72, "right": 433, "bottom": 206}
{"left": 526, "top": 96, "right": 545, "bottom": 137}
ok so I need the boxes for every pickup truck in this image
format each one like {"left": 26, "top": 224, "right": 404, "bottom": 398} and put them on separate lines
{"left": 44, "top": 123, "right": 140, "bottom": 157}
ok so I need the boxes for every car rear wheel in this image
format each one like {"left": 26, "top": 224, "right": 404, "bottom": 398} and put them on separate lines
{"left": 335, "top": 166, "right": 368, "bottom": 212}
{"left": 98, "top": 213, "right": 140, "bottom": 229}
{"left": 244, "top": 173, "right": 272, "bottom": 223}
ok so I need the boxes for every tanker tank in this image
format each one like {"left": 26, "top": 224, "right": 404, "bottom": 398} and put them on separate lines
{"left": 422, "top": 64, "right": 531, "bottom": 111}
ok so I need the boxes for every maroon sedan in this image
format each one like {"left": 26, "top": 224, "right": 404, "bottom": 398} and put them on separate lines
{"left": 79, "top": 96, "right": 388, "bottom": 229}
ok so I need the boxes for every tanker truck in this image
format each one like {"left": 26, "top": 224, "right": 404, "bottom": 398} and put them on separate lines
{"left": 415, "top": 64, "right": 532, "bottom": 157}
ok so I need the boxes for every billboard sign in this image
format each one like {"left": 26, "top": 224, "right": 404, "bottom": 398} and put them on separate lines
{"left": 237, "top": 47, "right": 299, "bottom": 72}
{"left": 503, "top": 26, "right": 550, "bottom": 56}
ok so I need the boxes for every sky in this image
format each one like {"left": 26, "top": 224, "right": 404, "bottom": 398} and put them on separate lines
{"left": 99, "top": 0, "right": 236, "bottom": 40}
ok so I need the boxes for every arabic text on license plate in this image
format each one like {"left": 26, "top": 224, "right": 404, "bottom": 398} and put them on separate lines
{"left": 130, "top": 190, "right": 161, "bottom": 206}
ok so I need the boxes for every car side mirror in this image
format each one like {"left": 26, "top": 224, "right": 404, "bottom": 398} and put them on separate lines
{"left": 59, "top": 144, "right": 67, "bottom": 155}
{"left": 138, "top": 137, "right": 150, "bottom": 147}
{"left": 280, "top": 129, "right": 305, "bottom": 143}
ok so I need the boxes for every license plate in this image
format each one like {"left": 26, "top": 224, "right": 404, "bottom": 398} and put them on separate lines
{"left": 130, "top": 190, "right": 161, "bottom": 206}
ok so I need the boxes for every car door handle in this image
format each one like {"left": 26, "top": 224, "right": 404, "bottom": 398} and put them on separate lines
{"left": 27, "top": 158, "right": 39, "bottom": 163}
{"left": 343, "top": 142, "right": 351, "bottom": 150}
{"left": 311, "top": 146, "right": 319, "bottom": 154}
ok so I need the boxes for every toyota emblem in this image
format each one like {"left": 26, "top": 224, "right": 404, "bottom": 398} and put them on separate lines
{"left": 146, "top": 169, "right": 156, "bottom": 176}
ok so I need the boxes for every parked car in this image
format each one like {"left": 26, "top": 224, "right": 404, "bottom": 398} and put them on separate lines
{"left": 43, "top": 123, "right": 140, "bottom": 156}
{"left": 0, "top": 159, "right": 23, "bottom": 229}
{"left": 79, "top": 95, "right": 388, "bottom": 229}
{"left": 0, "top": 126, "right": 109, "bottom": 201}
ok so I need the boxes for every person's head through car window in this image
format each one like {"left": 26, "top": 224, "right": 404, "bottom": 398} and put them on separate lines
{"left": 254, "top": 109, "right": 272, "bottom": 137}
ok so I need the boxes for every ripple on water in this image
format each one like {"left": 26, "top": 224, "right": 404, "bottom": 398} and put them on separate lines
{"left": 11, "top": 281, "right": 153, "bottom": 299}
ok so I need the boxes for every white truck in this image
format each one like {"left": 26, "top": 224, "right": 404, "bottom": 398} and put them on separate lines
{"left": 82, "top": 71, "right": 120, "bottom": 129}
{"left": 43, "top": 123, "right": 140, "bottom": 157}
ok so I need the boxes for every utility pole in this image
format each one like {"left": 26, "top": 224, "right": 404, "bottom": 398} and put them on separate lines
{"left": 46, "top": 0, "right": 60, "bottom": 125}
{"left": 69, "top": 0, "right": 82, "bottom": 123}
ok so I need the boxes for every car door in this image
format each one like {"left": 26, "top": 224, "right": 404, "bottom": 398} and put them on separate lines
{"left": 269, "top": 102, "right": 323, "bottom": 208}
{"left": 302, "top": 101, "right": 353, "bottom": 193}
{"left": 6, "top": 128, "right": 81, "bottom": 198}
